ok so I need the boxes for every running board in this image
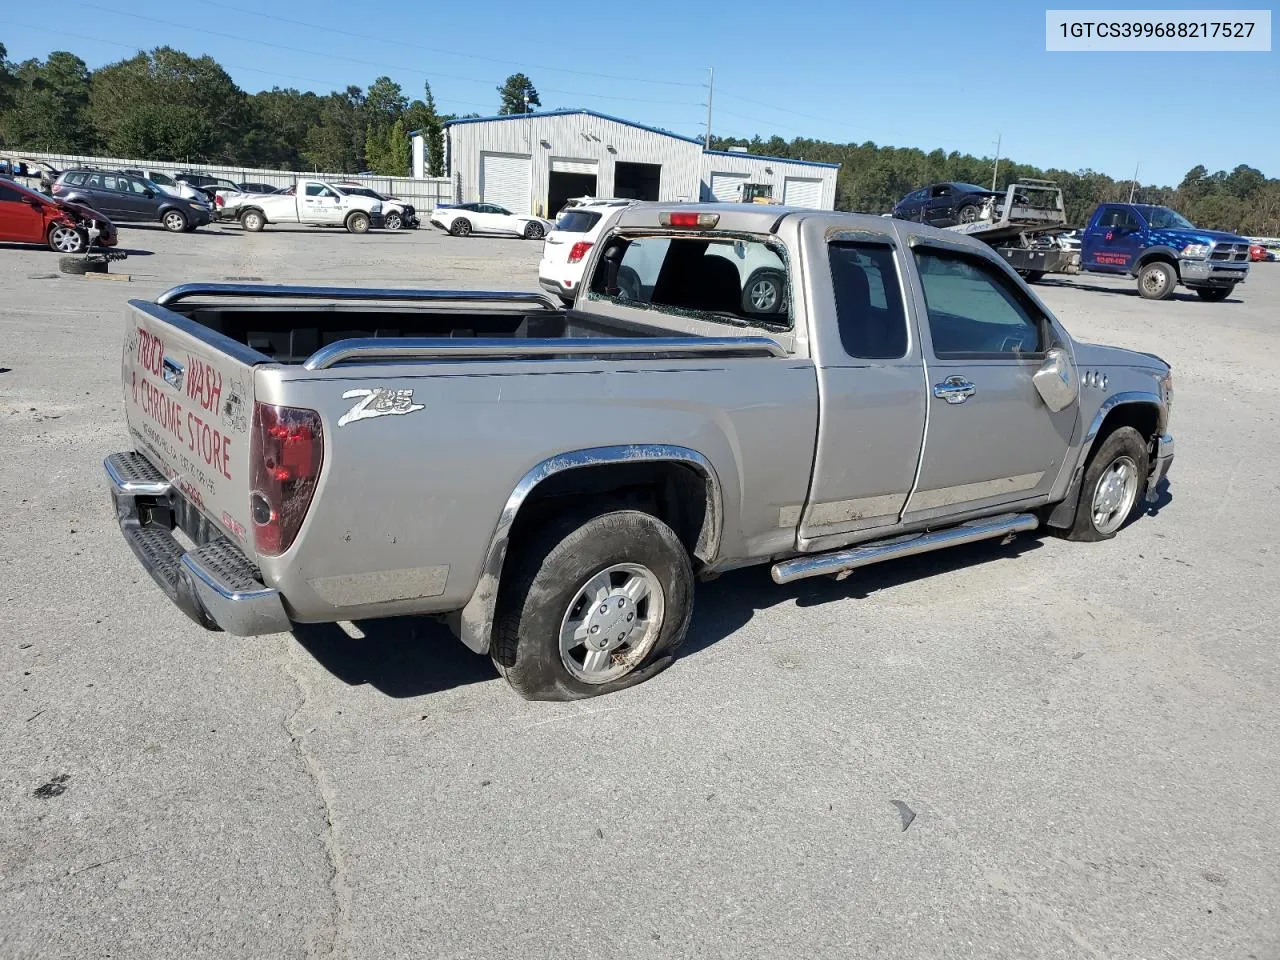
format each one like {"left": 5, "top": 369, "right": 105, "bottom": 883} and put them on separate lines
{"left": 771, "top": 513, "right": 1040, "bottom": 585}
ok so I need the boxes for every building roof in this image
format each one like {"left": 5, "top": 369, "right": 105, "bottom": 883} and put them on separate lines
{"left": 442, "top": 108, "right": 704, "bottom": 146}
{"left": 702, "top": 149, "right": 840, "bottom": 170}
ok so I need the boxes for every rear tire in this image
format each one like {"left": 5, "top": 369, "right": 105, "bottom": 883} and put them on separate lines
{"left": 1062, "top": 426, "right": 1150, "bottom": 542}
{"left": 47, "top": 224, "right": 87, "bottom": 254}
{"left": 1021, "top": 270, "right": 1046, "bottom": 283}
{"left": 345, "top": 211, "right": 370, "bottom": 234}
{"left": 451, "top": 217, "right": 472, "bottom": 237}
{"left": 162, "top": 209, "right": 188, "bottom": 233}
{"left": 491, "top": 507, "right": 693, "bottom": 700}
{"left": 1137, "top": 260, "right": 1177, "bottom": 300}
{"left": 1194, "top": 286, "right": 1231, "bottom": 302}
{"left": 743, "top": 269, "right": 785, "bottom": 313}
{"left": 241, "top": 209, "right": 265, "bottom": 232}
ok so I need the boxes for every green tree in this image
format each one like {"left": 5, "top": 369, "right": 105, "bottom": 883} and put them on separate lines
{"left": 89, "top": 48, "right": 248, "bottom": 161}
{"left": 0, "top": 43, "right": 16, "bottom": 115}
{"left": 304, "top": 86, "right": 366, "bottom": 172}
{"left": 0, "top": 51, "right": 94, "bottom": 151}
{"left": 403, "top": 81, "right": 445, "bottom": 176}
{"left": 245, "top": 87, "right": 324, "bottom": 167}
{"left": 497, "top": 73, "right": 539, "bottom": 115}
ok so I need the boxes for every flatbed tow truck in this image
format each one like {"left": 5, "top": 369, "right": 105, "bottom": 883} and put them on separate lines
{"left": 944, "top": 179, "right": 1076, "bottom": 281}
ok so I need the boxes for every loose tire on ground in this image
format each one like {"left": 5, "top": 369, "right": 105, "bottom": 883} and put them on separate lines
{"left": 47, "top": 224, "right": 87, "bottom": 254}
{"left": 345, "top": 211, "right": 370, "bottom": 234}
{"left": 1137, "top": 260, "right": 1177, "bottom": 300}
{"left": 1194, "top": 286, "right": 1231, "bottom": 302}
{"left": 451, "top": 217, "right": 472, "bottom": 237}
{"left": 241, "top": 209, "right": 266, "bottom": 232}
{"left": 491, "top": 507, "right": 694, "bottom": 700}
{"left": 523, "top": 221, "right": 545, "bottom": 240}
{"left": 162, "top": 209, "right": 188, "bottom": 233}
{"left": 59, "top": 255, "right": 107, "bottom": 275}
{"left": 1061, "top": 426, "right": 1150, "bottom": 542}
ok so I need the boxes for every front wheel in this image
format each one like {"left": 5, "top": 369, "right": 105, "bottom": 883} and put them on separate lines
{"left": 955, "top": 203, "right": 980, "bottom": 224}
{"left": 241, "top": 209, "right": 265, "bottom": 232}
{"left": 523, "top": 220, "right": 545, "bottom": 240}
{"left": 1194, "top": 286, "right": 1231, "bottom": 302}
{"left": 384, "top": 211, "right": 403, "bottom": 230}
{"left": 1137, "top": 260, "right": 1177, "bottom": 300}
{"left": 47, "top": 224, "right": 87, "bottom": 254}
{"left": 1062, "top": 426, "right": 1150, "bottom": 541}
{"left": 491, "top": 508, "right": 694, "bottom": 700}
{"left": 345, "top": 211, "right": 370, "bottom": 234}
{"left": 162, "top": 209, "right": 188, "bottom": 232}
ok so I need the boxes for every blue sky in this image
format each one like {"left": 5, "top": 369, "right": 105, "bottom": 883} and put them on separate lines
{"left": 2, "top": 0, "right": 1276, "bottom": 184}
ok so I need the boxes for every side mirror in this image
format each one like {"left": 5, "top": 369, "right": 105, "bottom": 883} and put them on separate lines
{"left": 143, "top": 189, "right": 154, "bottom": 198}
{"left": 1033, "top": 346, "right": 1078, "bottom": 413}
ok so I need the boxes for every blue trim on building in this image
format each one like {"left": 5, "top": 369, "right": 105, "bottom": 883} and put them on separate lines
{"left": 442, "top": 108, "right": 705, "bottom": 146}
{"left": 702, "top": 149, "right": 840, "bottom": 170}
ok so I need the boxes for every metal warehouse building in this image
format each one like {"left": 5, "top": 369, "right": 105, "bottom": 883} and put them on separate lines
{"left": 418, "top": 109, "right": 838, "bottom": 217}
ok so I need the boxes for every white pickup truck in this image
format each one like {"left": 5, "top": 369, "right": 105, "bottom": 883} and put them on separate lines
{"left": 235, "top": 181, "right": 383, "bottom": 234}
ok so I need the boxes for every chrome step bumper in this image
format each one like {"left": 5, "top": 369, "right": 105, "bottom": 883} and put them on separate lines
{"left": 105, "top": 452, "right": 291, "bottom": 636}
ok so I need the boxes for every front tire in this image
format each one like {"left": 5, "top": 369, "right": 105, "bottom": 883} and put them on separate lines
{"left": 47, "top": 224, "right": 87, "bottom": 254}
{"left": 1063, "top": 426, "right": 1150, "bottom": 541}
{"left": 955, "top": 203, "right": 980, "bottom": 224}
{"left": 491, "top": 508, "right": 694, "bottom": 700}
{"left": 162, "top": 209, "right": 188, "bottom": 232}
{"left": 345, "top": 211, "right": 370, "bottom": 234}
{"left": 523, "top": 220, "right": 545, "bottom": 240}
{"left": 384, "top": 211, "right": 403, "bottom": 230}
{"left": 1194, "top": 286, "right": 1231, "bottom": 302}
{"left": 450, "top": 217, "right": 472, "bottom": 237}
{"left": 1137, "top": 260, "right": 1177, "bottom": 300}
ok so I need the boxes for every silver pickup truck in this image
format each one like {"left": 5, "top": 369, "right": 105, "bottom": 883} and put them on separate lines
{"left": 106, "top": 203, "right": 1174, "bottom": 700}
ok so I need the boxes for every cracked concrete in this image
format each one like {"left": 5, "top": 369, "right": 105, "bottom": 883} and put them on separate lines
{"left": 2, "top": 225, "right": 1279, "bottom": 959}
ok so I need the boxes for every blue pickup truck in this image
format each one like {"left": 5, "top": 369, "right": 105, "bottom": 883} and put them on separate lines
{"left": 1078, "top": 203, "right": 1251, "bottom": 301}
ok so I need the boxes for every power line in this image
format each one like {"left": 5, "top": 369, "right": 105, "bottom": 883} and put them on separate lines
{"left": 185, "top": 0, "right": 704, "bottom": 89}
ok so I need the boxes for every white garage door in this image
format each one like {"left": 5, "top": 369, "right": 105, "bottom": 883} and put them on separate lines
{"left": 783, "top": 177, "right": 823, "bottom": 208}
{"left": 550, "top": 157, "right": 598, "bottom": 175}
{"left": 480, "top": 152, "right": 531, "bottom": 214}
{"left": 709, "top": 172, "right": 749, "bottom": 203}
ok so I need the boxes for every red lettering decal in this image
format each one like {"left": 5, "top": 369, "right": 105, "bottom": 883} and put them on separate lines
{"left": 136, "top": 328, "right": 164, "bottom": 377}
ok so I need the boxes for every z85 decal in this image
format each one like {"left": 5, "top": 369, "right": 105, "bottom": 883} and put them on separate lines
{"left": 337, "top": 387, "right": 425, "bottom": 427}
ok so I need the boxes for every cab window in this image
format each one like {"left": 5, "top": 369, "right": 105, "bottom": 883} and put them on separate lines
{"left": 305, "top": 183, "right": 336, "bottom": 198}
{"left": 828, "top": 242, "right": 908, "bottom": 359}
{"left": 589, "top": 235, "right": 791, "bottom": 329}
{"left": 913, "top": 248, "right": 1045, "bottom": 358}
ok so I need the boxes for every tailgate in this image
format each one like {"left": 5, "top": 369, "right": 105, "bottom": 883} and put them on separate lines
{"left": 122, "top": 301, "right": 257, "bottom": 559}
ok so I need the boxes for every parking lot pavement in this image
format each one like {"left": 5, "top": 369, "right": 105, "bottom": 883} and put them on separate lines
{"left": 2, "top": 223, "right": 1278, "bottom": 960}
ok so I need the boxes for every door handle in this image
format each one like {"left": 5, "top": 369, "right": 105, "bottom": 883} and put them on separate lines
{"left": 933, "top": 376, "right": 976, "bottom": 404}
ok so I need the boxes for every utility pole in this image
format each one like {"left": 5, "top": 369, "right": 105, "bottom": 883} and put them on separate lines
{"left": 704, "top": 66, "right": 714, "bottom": 149}
{"left": 990, "top": 134, "right": 1002, "bottom": 190}
{"left": 1128, "top": 161, "right": 1140, "bottom": 202}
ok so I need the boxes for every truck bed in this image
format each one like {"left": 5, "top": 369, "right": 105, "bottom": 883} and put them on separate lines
{"left": 155, "top": 284, "right": 780, "bottom": 366}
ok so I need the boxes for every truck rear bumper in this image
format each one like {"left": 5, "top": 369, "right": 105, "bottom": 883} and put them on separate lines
{"left": 105, "top": 452, "right": 292, "bottom": 636}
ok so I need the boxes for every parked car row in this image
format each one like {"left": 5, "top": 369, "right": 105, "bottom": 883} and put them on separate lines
{"left": 51, "top": 169, "right": 214, "bottom": 232}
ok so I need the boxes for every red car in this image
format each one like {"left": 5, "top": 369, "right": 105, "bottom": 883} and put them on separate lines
{"left": 1250, "top": 243, "right": 1266, "bottom": 262}
{"left": 0, "top": 177, "right": 118, "bottom": 253}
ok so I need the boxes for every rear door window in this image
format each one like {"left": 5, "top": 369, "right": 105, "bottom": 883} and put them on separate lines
{"left": 63, "top": 172, "right": 86, "bottom": 186}
{"left": 828, "top": 242, "right": 908, "bottom": 359}
{"left": 590, "top": 235, "right": 790, "bottom": 328}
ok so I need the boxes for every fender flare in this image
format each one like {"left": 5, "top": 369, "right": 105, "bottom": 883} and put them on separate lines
{"left": 454, "top": 444, "right": 724, "bottom": 654}
{"left": 1047, "top": 391, "right": 1164, "bottom": 527}
{"left": 1131, "top": 245, "right": 1181, "bottom": 277}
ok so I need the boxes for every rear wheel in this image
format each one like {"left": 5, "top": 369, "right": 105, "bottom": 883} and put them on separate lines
{"left": 47, "top": 224, "right": 87, "bottom": 254}
{"left": 1137, "top": 260, "right": 1177, "bottom": 300}
{"left": 1020, "top": 270, "right": 1046, "bottom": 284}
{"left": 743, "top": 269, "right": 785, "bottom": 313}
{"left": 523, "top": 220, "right": 545, "bottom": 240}
{"left": 1194, "top": 286, "right": 1231, "bottom": 302}
{"left": 384, "top": 211, "right": 403, "bottom": 230}
{"left": 1063, "top": 426, "right": 1150, "bottom": 541}
{"left": 491, "top": 508, "right": 693, "bottom": 700}
{"left": 162, "top": 209, "right": 188, "bottom": 232}
{"left": 241, "top": 209, "right": 265, "bottom": 232}
{"left": 345, "top": 211, "right": 370, "bottom": 234}
{"left": 451, "top": 217, "right": 472, "bottom": 237}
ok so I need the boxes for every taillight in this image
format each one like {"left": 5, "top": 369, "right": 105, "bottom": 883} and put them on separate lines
{"left": 215, "top": 195, "right": 225, "bottom": 207}
{"left": 249, "top": 402, "right": 323, "bottom": 556}
{"left": 568, "top": 241, "right": 593, "bottom": 263}
{"left": 51, "top": 183, "right": 64, "bottom": 193}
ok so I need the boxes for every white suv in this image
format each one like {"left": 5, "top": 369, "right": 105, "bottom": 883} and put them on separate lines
{"left": 539, "top": 200, "right": 635, "bottom": 302}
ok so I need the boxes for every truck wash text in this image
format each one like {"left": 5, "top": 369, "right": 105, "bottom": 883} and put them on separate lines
{"left": 132, "top": 367, "right": 233, "bottom": 480}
